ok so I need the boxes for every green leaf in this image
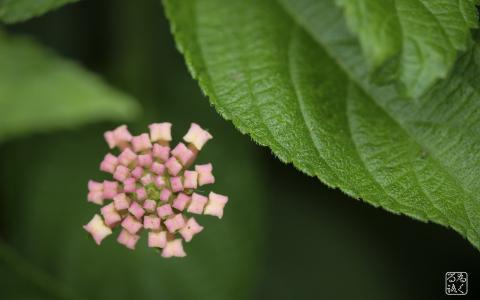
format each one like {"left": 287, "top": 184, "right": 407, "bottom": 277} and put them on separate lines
{"left": 163, "top": 0, "right": 480, "bottom": 250}
{"left": 335, "top": 0, "right": 479, "bottom": 98}
{"left": 0, "top": 0, "right": 78, "bottom": 23}
{"left": 0, "top": 31, "right": 139, "bottom": 142}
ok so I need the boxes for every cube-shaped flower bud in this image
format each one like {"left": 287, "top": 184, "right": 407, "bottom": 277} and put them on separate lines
{"left": 157, "top": 204, "right": 173, "bottom": 218}
{"left": 165, "top": 157, "right": 182, "bottom": 176}
{"left": 137, "top": 154, "right": 153, "bottom": 167}
{"left": 141, "top": 173, "right": 153, "bottom": 186}
{"left": 143, "top": 199, "right": 157, "bottom": 213}
{"left": 113, "top": 165, "right": 130, "bottom": 182}
{"left": 131, "top": 166, "right": 144, "bottom": 179}
{"left": 183, "top": 123, "right": 212, "bottom": 150}
{"left": 159, "top": 188, "right": 172, "bottom": 202}
{"left": 100, "top": 203, "right": 121, "bottom": 227}
{"left": 128, "top": 201, "right": 145, "bottom": 219}
{"left": 187, "top": 193, "right": 208, "bottom": 214}
{"left": 135, "top": 187, "right": 147, "bottom": 201}
{"left": 121, "top": 214, "right": 143, "bottom": 234}
{"left": 154, "top": 176, "right": 166, "bottom": 188}
{"left": 113, "top": 193, "right": 130, "bottom": 211}
{"left": 179, "top": 217, "right": 204, "bottom": 242}
{"left": 117, "top": 229, "right": 140, "bottom": 250}
{"left": 113, "top": 125, "right": 133, "bottom": 144}
{"left": 162, "top": 239, "right": 186, "bottom": 258}
{"left": 152, "top": 144, "right": 170, "bottom": 161}
{"left": 149, "top": 122, "right": 172, "bottom": 143}
{"left": 132, "top": 133, "right": 152, "bottom": 153}
{"left": 148, "top": 231, "right": 167, "bottom": 248}
{"left": 100, "top": 153, "right": 118, "bottom": 174}
{"left": 183, "top": 170, "right": 198, "bottom": 189}
{"left": 83, "top": 214, "right": 112, "bottom": 245}
{"left": 170, "top": 176, "right": 183, "bottom": 193}
{"left": 151, "top": 162, "right": 165, "bottom": 175}
{"left": 204, "top": 192, "right": 228, "bottom": 218}
{"left": 118, "top": 148, "right": 137, "bottom": 166}
{"left": 164, "top": 214, "right": 186, "bottom": 233}
{"left": 88, "top": 180, "right": 103, "bottom": 192}
{"left": 172, "top": 193, "right": 190, "bottom": 211}
{"left": 171, "top": 143, "right": 195, "bottom": 166}
{"left": 195, "top": 163, "right": 215, "bottom": 186}
{"left": 102, "top": 181, "right": 118, "bottom": 199}
{"left": 104, "top": 131, "right": 117, "bottom": 149}
{"left": 122, "top": 177, "right": 137, "bottom": 193}
{"left": 88, "top": 181, "right": 104, "bottom": 205}
{"left": 143, "top": 215, "right": 161, "bottom": 230}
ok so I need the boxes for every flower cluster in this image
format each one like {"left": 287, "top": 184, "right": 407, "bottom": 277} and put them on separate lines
{"left": 83, "top": 123, "right": 228, "bottom": 257}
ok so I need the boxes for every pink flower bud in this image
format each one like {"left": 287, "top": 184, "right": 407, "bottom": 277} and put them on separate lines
{"left": 83, "top": 214, "right": 112, "bottom": 245}
{"left": 183, "top": 170, "right": 198, "bottom": 189}
{"left": 170, "top": 176, "right": 183, "bottom": 193}
{"left": 141, "top": 173, "right": 153, "bottom": 186}
{"left": 165, "top": 157, "right": 182, "bottom": 176}
{"left": 172, "top": 193, "right": 190, "bottom": 211}
{"left": 123, "top": 177, "right": 137, "bottom": 193}
{"left": 143, "top": 215, "right": 161, "bottom": 230}
{"left": 113, "top": 125, "right": 133, "bottom": 144}
{"left": 183, "top": 123, "right": 212, "bottom": 150}
{"left": 118, "top": 148, "right": 137, "bottom": 166}
{"left": 100, "top": 153, "right": 118, "bottom": 174}
{"left": 143, "top": 199, "right": 157, "bottom": 213}
{"left": 152, "top": 144, "right": 170, "bottom": 161}
{"left": 132, "top": 133, "right": 152, "bottom": 153}
{"left": 104, "top": 131, "right": 116, "bottom": 149}
{"left": 137, "top": 154, "right": 153, "bottom": 167}
{"left": 159, "top": 188, "right": 172, "bottom": 202}
{"left": 162, "top": 239, "right": 186, "bottom": 257}
{"left": 164, "top": 214, "right": 186, "bottom": 233}
{"left": 149, "top": 123, "right": 172, "bottom": 143}
{"left": 131, "top": 166, "right": 143, "bottom": 179}
{"left": 154, "top": 176, "right": 166, "bottom": 188}
{"left": 100, "top": 203, "right": 121, "bottom": 227}
{"left": 187, "top": 193, "right": 208, "bottom": 214}
{"left": 121, "top": 214, "right": 142, "bottom": 234}
{"left": 157, "top": 204, "right": 173, "bottom": 218}
{"left": 151, "top": 162, "right": 165, "bottom": 175}
{"left": 102, "top": 180, "right": 118, "bottom": 199}
{"left": 113, "top": 165, "right": 130, "bottom": 182}
{"left": 179, "top": 217, "right": 203, "bottom": 242}
{"left": 117, "top": 229, "right": 140, "bottom": 250}
{"left": 135, "top": 187, "right": 147, "bottom": 201}
{"left": 195, "top": 163, "right": 215, "bottom": 186}
{"left": 171, "top": 143, "right": 195, "bottom": 166}
{"left": 148, "top": 231, "right": 167, "bottom": 248}
{"left": 113, "top": 193, "right": 131, "bottom": 211}
{"left": 88, "top": 181, "right": 104, "bottom": 205}
{"left": 88, "top": 180, "right": 103, "bottom": 192}
{"left": 128, "top": 201, "right": 145, "bottom": 219}
{"left": 204, "top": 192, "right": 228, "bottom": 218}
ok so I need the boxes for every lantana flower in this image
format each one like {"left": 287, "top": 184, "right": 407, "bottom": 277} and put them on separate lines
{"left": 83, "top": 122, "right": 228, "bottom": 257}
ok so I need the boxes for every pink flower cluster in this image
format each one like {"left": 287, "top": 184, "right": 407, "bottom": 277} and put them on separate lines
{"left": 83, "top": 123, "right": 228, "bottom": 257}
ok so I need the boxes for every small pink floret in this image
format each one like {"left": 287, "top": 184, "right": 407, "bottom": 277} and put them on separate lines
{"left": 113, "top": 193, "right": 130, "bottom": 210}
{"left": 165, "top": 157, "right": 182, "bottom": 176}
{"left": 118, "top": 148, "right": 137, "bottom": 166}
{"left": 136, "top": 187, "right": 147, "bottom": 201}
{"left": 148, "top": 231, "right": 167, "bottom": 248}
{"left": 149, "top": 122, "right": 172, "bottom": 142}
{"left": 171, "top": 143, "right": 195, "bottom": 165}
{"left": 131, "top": 166, "right": 144, "bottom": 179}
{"left": 83, "top": 214, "right": 112, "bottom": 245}
{"left": 204, "top": 192, "right": 228, "bottom": 218}
{"left": 122, "top": 177, "right": 137, "bottom": 193}
{"left": 162, "top": 239, "right": 186, "bottom": 257}
{"left": 128, "top": 201, "right": 145, "bottom": 219}
{"left": 102, "top": 180, "right": 118, "bottom": 199}
{"left": 121, "top": 215, "right": 143, "bottom": 234}
{"left": 151, "top": 162, "right": 165, "bottom": 175}
{"left": 172, "top": 193, "right": 190, "bottom": 211}
{"left": 157, "top": 204, "right": 173, "bottom": 218}
{"left": 195, "top": 163, "right": 215, "bottom": 186}
{"left": 183, "top": 170, "right": 198, "bottom": 189}
{"left": 113, "top": 165, "right": 130, "bottom": 182}
{"left": 143, "top": 215, "right": 161, "bottom": 230}
{"left": 154, "top": 176, "right": 166, "bottom": 188}
{"left": 141, "top": 173, "right": 153, "bottom": 186}
{"left": 101, "top": 203, "right": 121, "bottom": 227}
{"left": 100, "top": 153, "right": 118, "bottom": 174}
{"left": 143, "top": 199, "right": 157, "bottom": 212}
{"left": 183, "top": 123, "right": 212, "bottom": 150}
{"left": 179, "top": 217, "right": 204, "bottom": 242}
{"left": 132, "top": 133, "right": 152, "bottom": 152}
{"left": 170, "top": 176, "right": 183, "bottom": 193}
{"left": 187, "top": 193, "right": 208, "bottom": 214}
{"left": 117, "top": 229, "right": 140, "bottom": 250}
{"left": 137, "top": 154, "right": 153, "bottom": 167}
{"left": 159, "top": 188, "right": 171, "bottom": 202}
{"left": 152, "top": 144, "right": 170, "bottom": 161}
{"left": 164, "top": 214, "right": 186, "bottom": 233}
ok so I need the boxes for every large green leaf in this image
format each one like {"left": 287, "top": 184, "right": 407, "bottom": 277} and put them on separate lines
{"left": 0, "top": 31, "right": 139, "bottom": 142}
{"left": 336, "top": 0, "right": 479, "bottom": 98}
{"left": 0, "top": 0, "right": 78, "bottom": 23}
{"left": 163, "top": 0, "right": 480, "bottom": 250}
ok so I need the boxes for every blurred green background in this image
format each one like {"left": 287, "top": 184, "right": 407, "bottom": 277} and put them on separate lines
{"left": 0, "top": 1, "right": 479, "bottom": 299}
